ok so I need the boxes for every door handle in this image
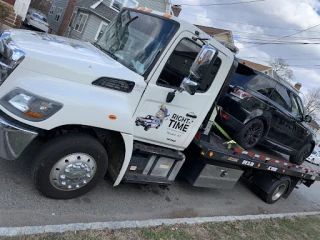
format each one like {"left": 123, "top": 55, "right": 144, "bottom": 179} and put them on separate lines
{"left": 186, "top": 113, "right": 197, "bottom": 119}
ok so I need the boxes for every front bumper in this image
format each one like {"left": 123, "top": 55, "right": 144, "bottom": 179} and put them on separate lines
{"left": 0, "top": 116, "right": 38, "bottom": 160}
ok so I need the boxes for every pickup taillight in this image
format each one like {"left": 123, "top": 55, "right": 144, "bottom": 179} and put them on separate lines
{"left": 231, "top": 88, "right": 252, "bottom": 99}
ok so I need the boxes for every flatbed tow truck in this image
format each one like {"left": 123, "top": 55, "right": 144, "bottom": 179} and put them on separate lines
{"left": 0, "top": 6, "right": 318, "bottom": 204}
{"left": 180, "top": 114, "right": 320, "bottom": 204}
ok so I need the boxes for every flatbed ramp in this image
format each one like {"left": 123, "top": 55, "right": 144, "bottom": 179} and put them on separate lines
{"left": 193, "top": 132, "right": 320, "bottom": 182}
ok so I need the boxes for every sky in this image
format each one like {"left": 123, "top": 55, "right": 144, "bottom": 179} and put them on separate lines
{"left": 170, "top": 0, "right": 320, "bottom": 96}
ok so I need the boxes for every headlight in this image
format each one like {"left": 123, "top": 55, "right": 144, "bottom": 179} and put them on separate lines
{"left": 0, "top": 88, "right": 62, "bottom": 121}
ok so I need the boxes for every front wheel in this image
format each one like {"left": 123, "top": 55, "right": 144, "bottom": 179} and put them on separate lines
{"left": 144, "top": 125, "right": 151, "bottom": 131}
{"left": 32, "top": 133, "right": 108, "bottom": 199}
{"left": 234, "top": 119, "right": 264, "bottom": 149}
{"left": 289, "top": 143, "right": 312, "bottom": 165}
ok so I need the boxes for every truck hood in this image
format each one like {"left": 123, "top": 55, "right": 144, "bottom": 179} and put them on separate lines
{"left": 9, "top": 29, "right": 144, "bottom": 85}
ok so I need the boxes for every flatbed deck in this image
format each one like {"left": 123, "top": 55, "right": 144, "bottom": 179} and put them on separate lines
{"left": 195, "top": 131, "right": 320, "bottom": 182}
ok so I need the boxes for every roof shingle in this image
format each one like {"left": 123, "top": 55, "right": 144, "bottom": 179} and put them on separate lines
{"left": 238, "top": 58, "right": 271, "bottom": 72}
{"left": 194, "top": 24, "right": 231, "bottom": 36}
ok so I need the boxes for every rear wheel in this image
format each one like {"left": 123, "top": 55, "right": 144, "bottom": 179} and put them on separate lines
{"left": 259, "top": 179, "right": 290, "bottom": 204}
{"left": 32, "top": 133, "right": 108, "bottom": 199}
{"left": 234, "top": 119, "right": 264, "bottom": 149}
{"left": 289, "top": 143, "right": 312, "bottom": 165}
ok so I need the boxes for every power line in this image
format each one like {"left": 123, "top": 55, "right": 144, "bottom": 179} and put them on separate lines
{"left": 241, "top": 57, "right": 320, "bottom": 61}
{"left": 238, "top": 41, "right": 320, "bottom": 45}
{"left": 234, "top": 35, "right": 320, "bottom": 41}
{"left": 172, "top": 0, "right": 266, "bottom": 6}
{"left": 241, "top": 23, "right": 320, "bottom": 48}
{"left": 181, "top": 12, "right": 320, "bottom": 33}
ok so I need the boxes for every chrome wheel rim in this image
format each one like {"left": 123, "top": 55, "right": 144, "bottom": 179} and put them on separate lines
{"left": 50, "top": 153, "right": 97, "bottom": 191}
{"left": 272, "top": 183, "right": 287, "bottom": 201}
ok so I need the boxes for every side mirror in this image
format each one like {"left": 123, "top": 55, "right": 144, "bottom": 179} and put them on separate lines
{"left": 190, "top": 45, "right": 217, "bottom": 80}
{"left": 304, "top": 115, "right": 312, "bottom": 123}
{"left": 180, "top": 77, "right": 198, "bottom": 95}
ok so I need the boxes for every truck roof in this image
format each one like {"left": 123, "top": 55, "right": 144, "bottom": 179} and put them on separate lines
{"left": 124, "top": 7, "right": 235, "bottom": 60}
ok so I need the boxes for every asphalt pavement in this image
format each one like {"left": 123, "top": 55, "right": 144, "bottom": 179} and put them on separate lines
{"left": 0, "top": 151, "right": 320, "bottom": 228}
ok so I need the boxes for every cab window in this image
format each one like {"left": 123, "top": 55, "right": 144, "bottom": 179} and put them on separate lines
{"left": 157, "top": 38, "right": 221, "bottom": 92}
{"left": 246, "top": 75, "right": 276, "bottom": 98}
{"left": 290, "top": 93, "right": 303, "bottom": 119}
{"left": 270, "top": 84, "right": 291, "bottom": 111}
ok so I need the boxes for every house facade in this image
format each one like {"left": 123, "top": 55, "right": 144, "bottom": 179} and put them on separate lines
{"left": 195, "top": 24, "right": 234, "bottom": 45}
{"left": 238, "top": 58, "right": 273, "bottom": 77}
{"left": 48, "top": 0, "right": 172, "bottom": 43}
{"left": 2, "top": 0, "right": 31, "bottom": 27}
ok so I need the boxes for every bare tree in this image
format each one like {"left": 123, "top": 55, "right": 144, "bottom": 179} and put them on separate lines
{"left": 269, "top": 57, "right": 295, "bottom": 82}
{"left": 30, "top": 0, "right": 52, "bottom": 15}
{"left": 303, "top": 87, "right": 320, "bottom": 121}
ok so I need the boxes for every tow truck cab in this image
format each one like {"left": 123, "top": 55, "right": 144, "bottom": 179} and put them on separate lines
{"left": 0, "top": 7, "right": 237, "bottom": 199}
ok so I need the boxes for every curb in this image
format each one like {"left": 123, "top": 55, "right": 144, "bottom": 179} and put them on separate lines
{"left": 1, "top": 211, "right": 319, "bottom": 237}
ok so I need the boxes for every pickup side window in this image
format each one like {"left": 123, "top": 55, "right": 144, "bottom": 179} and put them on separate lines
{"left": 246, "top": 75, "right": 276, "bottom": 98}
{"left": 157, "top": 38, "right": 221, "bottom": 92}
{"left": 291, "top": 93, "right": 303, "bottom": 119}
{"left": 270, "top": 84, "right": 291, "bottom": 111}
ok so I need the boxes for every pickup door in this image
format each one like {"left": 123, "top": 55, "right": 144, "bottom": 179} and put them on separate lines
{"left": 133, "top": 31, "right": 232, "bottom": 150}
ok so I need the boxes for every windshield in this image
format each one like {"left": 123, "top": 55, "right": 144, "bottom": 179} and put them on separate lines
{"left": 33, "top": 13, "right": 47, "bottom": 22}
{"left": 96, "top": 9, "right": 178, "bottom": 76}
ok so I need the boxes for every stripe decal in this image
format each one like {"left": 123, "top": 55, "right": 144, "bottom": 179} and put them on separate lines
{"left": 233, "top": 148, "right": 318, "bottom": 177}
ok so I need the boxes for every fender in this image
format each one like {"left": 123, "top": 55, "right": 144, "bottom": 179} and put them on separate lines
{"left": 0, "top": 68, "right": 146, "bottom": 135}
{"left": 114, "top": 133, "right": 133, "bottom": 186}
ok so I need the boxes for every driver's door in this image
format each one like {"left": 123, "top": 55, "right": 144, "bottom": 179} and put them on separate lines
{"left": 133, "top": 32, "right": 224, "bottom": 150}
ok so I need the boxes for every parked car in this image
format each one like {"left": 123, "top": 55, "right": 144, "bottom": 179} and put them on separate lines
{"left": 217, "top": 63, "right": 316, "bottom": 165}
{"left": 307, "top": 150, "right": 320, "bottom": 165}
{"left": 24, "top": 11, "right": 49, "bottom": 33}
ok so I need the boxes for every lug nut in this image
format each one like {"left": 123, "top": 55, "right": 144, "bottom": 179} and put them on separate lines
{"left": 60, "top": 175, "right": 66, "bottom": 179}
{"left": 61, "top": 181, "right": 66, "bottom": 185}
{"left": 68, "top": 185, "right": 72, "bottom": 189}
{"left": 86, "top": 173, "right": 91, "bottom": 178}
{"left": 83, "top": 180, "right": 87, "bottom": 184}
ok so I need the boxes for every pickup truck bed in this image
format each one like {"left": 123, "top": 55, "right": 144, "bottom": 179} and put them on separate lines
{"left": 193, "top": 130, "right": 320, "bottom": 182}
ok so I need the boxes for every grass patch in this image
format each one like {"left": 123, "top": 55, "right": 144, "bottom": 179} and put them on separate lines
{"left": 3, "top": 215, "right": 320, "bottom": 240}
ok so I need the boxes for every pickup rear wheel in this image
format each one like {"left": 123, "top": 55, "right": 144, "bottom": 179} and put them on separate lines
{"left": 32, "top": 133, "right": 108, "bottom": 199}
{"left": 234, "top": 119, "right": 264, "bottom": 149}
{"left": 259, "top": 178, "right": 290, "bottom": 204}
{"left": 289, "top": 143, "right": 312, "bottom": 165}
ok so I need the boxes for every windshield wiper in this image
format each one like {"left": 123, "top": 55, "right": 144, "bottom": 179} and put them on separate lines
{"left": 92, "top": 42, "right": 118, "bottom": 60}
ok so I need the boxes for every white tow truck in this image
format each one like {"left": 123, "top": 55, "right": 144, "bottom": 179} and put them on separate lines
{"left": 0, "top": 7, "right": 318, "bottom": 203}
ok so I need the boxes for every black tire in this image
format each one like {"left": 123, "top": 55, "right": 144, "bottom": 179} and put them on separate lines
{"left": 32, "top": 133, "right": 108, "bottom": 199}
{"left": 289, "top": 143, "right": 312, "bottom": 165}
{"left": 234, "top": 119, "right": 264, "bottom": 149}
{"left": 259, "top": 178, "right": 290, "bottom": 204}
{"left": 144, "top": 125, "right": 151, "bottom": 131}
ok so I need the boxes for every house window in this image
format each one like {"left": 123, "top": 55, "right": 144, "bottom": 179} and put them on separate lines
{"left": 69, "top": 11, "right": 77, "bottom": 27}
{"left": 54, "top": 7, "right": 63, "bottom": 22}
{"left": 49, "top": 6, "right": 55, "bottom": 15}
{"left": 95, "top": 22, "right": 108, "bottom": 40}
{"left": 74, "top": 13, "right": 88, "bottom": 33}
{"left": 110, "top": 0, "right": 138, "bottom": 12}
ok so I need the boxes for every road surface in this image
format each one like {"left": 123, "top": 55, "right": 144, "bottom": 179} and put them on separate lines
{"left": 0, "top": 152, "right": 320, "bottom": 228}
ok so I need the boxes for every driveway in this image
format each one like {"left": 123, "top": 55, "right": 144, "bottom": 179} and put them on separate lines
{"left": 0, "top": 151, "right": 320, "bottom": 228}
